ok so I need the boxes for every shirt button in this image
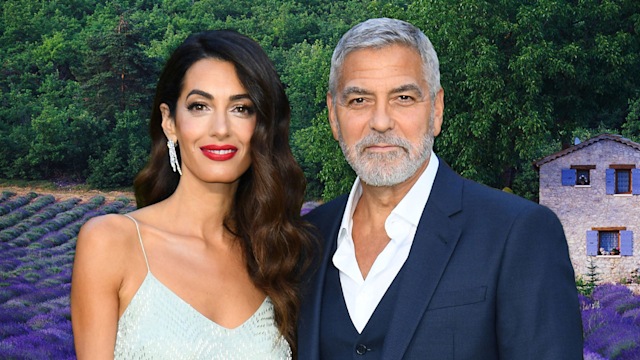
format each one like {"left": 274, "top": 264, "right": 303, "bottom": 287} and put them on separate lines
{"left": 355, "top": 344, "right": 369, "bottom": 355}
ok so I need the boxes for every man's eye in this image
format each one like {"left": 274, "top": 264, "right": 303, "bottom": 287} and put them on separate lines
{"left": 395, "top": 95, "right": 417, "bottom": 106}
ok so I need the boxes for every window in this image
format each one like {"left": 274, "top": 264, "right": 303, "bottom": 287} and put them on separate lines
{"left": 606, "top": 165, "right": 640, "bottom": 194}
{"left": 616, "top": 169, "right": 631, "bottom": 193}
{"left": 599, "top": 231, "right": 620, "bottom": 255}
{"left": 587, "top": 228, "right": 633, "bottom": 256}
{"left": 561, "top": 165, "right": 595, "bottom": 186}
{"left": 576, "top": 169, "right": 590, "bottom": 185}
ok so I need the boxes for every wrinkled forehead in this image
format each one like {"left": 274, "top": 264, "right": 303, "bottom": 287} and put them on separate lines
{"left": 335, "top": 45, "right": 426, "bottom": 91}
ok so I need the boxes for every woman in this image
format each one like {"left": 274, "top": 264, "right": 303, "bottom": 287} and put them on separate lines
{"left": 71, "top": 30, "right": 314, "bottom": 359}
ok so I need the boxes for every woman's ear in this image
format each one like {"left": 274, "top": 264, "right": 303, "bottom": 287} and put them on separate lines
{"left": 160, "top": 103, "right": 176, "bottom": 140}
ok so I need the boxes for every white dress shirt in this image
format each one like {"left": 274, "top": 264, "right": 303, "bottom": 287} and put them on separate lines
{"left": 332, "top": 152, "right": 439, "bottom": 333}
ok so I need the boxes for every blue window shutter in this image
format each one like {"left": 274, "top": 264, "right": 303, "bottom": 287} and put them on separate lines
{"left": 606, "top": 169, "right": 615, "bottom": 194}
{"left": 586, "top": 231, "right": 598, "bottom": 256}
{"left": 620, "top": 231, "right": 633, "bottom": 256}
{"left": 561, "top": 169, "right": 576, "bottom": 186}
{"left": 632, "top": 169, "right": 640, "bottom": 195}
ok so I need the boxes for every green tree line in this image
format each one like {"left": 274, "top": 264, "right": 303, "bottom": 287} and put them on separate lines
{"left": 1, "top": 0, "right": 638, "bottom": 201}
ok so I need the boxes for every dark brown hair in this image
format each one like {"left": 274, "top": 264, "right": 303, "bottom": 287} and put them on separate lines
{"left": 133, "top": 30, "right": 314, "bottom": 356}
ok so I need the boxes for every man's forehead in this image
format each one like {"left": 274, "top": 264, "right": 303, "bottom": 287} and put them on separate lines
{"left": 336, "top": 46, "right": 425, "bottom": 88}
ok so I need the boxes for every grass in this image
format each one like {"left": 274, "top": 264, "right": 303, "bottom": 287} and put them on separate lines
{"left": 0, "top": 178, "right": 134, "bottom": 195}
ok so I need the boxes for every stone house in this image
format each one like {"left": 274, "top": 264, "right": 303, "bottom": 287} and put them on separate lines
{"left": 534, "top": 134, "right": 640, "bottom": 283}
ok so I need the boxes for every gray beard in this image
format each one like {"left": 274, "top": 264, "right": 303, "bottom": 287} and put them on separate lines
{"left": 337, "top": 119, "right": 434, "bottom": 187}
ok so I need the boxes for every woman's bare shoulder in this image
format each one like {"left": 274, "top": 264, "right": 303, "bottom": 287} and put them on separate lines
{"left": 76, "top": 213, "right": 140, "bottom": 259}
{"left": 72, "top": 213, "right": 146, "bottom": 302}
{"left": 83, "top": 212, "right": 134, "bottom": 228}
{"left": 80, "top": 212, "right": 136, "bottom": 238}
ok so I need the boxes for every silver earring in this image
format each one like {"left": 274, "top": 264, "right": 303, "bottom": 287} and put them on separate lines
{"left": 167, "top": 139, "right": 182, "bottom": 175}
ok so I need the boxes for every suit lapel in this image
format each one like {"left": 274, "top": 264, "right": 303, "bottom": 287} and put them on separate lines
{"left": 381, "top": 162, "right": 464, "bottom": 360}
{"left": 298, "top": 196, "right": 347, "bottom": 360}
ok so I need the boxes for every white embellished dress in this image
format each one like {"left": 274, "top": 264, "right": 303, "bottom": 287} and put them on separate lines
{"left": 114, "top": 215, "right": 292, "bottom": 360}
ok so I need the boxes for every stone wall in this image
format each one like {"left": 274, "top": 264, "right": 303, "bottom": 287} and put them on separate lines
{"left": 539, "top": 139, "right": 640, "bottom": 283}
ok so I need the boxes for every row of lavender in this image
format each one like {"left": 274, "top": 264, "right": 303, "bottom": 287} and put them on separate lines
{"left": 1, "top": 191, "right": 640, "bottom": 359}
{"left": 0, "top": 191, "right": 135, "bottom": 359}
{"left": 582, "top": 284, "right": 640, "bottom": 359}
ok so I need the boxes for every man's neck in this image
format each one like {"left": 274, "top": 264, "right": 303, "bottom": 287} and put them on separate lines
{"left": 357, "top": 158, "right": 429, "bottom": 219}
{"left": 351, "top": 159, "right": 430, "bottom": 278}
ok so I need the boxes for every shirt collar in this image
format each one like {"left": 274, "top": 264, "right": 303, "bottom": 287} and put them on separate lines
{"left": 392, "top": 150, "right": 439, "bottom": 227}
{"left": 336, "top": 174, "right": 362, "bottom": 248}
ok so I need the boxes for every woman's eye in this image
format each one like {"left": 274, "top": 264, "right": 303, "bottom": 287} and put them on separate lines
{"left": 234, "top": 105, "right": 255, "bottom": 115}
{"left": 187, "top": 103, "right": 207, "bottom": 111}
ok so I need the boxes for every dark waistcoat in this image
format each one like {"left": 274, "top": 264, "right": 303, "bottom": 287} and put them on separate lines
{"left": 319, "top": 261, "right": 404, "bottom": 360}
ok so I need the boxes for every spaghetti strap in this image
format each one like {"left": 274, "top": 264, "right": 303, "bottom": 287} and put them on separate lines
{"left": 123, "top": 214, "right": 151, "bottom": 273}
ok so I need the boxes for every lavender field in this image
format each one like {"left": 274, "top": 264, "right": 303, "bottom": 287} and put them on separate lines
{"left": 0, "top": 190, "right": 639, "bottom": 359}
{"left": 0, "top": 190, "right": 135, "bottom": 359}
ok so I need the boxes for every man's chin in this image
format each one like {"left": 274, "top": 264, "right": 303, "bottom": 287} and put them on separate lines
{"left": 354, "top": 155, "right": 429, "bottom": 187}
{"left": 356, "top": 167, "right": 412, "bottom": 187}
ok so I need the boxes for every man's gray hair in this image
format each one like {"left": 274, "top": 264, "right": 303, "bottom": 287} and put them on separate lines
{"left": 329, "top": 18, "right": 441, "bottom": 100}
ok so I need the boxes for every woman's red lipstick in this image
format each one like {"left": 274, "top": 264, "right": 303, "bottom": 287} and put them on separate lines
{"left": 200, "top": 145, "right": 237, "bottom": 161}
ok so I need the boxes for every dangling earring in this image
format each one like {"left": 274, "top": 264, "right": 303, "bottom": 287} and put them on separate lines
{"left": 167, "top": 139, "right": 182, "bottom": 175}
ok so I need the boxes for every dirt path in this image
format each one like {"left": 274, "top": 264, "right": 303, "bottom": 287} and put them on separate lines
{"left": 0, "top": 185, "right": 135, "bottom": 203}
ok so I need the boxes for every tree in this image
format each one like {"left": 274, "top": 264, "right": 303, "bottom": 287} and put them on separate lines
{"left": 74, "top": 4, "right": 159, "bottom": 127}
{"left": 24, "top": 76, "right": 106, "bottom": 180}
{"left": 69, "top": 3, "right": 159, "bottom": 186}
{"left": 402, "top": 0, "right": 640, "bottom": 199}
{"left": 0, "top": 0, "right": 94, "bottom": 180}
{"left": 621, "top": 96, "right": 640, "bottom": 142}
{"left": 282, "top": 40, "right": 333, "bottom": 134}
{"left": 87, "top": 110, "right": 149, "bottom": 188}
{"left": 293, "top": 109, "right": 355, "bottom": 200}
{"left": 1, "top": 0, "right": 638, "bottom": 197}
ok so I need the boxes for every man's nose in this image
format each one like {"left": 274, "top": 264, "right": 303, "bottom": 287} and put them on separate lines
{"left": 369, "top": 102, "right": 394, "bottom": 133}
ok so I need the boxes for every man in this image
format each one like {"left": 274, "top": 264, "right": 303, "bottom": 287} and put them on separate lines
{"left": 298, "top": 18, "right": 583, "bottom": 359}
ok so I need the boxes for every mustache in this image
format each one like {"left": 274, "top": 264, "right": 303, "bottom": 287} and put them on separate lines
{"left": 354, "top": 133, "right": 412, "bottom": 154}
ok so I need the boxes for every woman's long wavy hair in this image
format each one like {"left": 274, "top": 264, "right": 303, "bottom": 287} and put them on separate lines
{"left": 133, "top": 30, "right": 314, "bottom": 356}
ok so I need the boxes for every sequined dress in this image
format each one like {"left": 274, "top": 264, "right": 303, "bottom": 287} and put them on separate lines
{"left": 114, "top": 215, "right": 292, "bottom": 360}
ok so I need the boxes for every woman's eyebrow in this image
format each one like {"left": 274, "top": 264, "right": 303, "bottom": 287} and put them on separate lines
{"left": 186, "top": 89, "right": 213, "bottom": 99}
{"left": 186, "top": 90, "right": 251, "bottom": 102}
{"left": 229, "top": 94, "right": 251, "bottom": 101}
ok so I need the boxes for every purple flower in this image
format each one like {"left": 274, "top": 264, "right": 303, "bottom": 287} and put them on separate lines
{"left": 582, "top": 284, "right": 640, "bottom": 359}
{"left": 579, "top": 293, "right": 594, "bottom": 309}
{"left": 0, "top": 321, "right": 30, "bottom": 337}
{"left": 0, "top": 330, "right": 76, "bottom": 359}
{"left": 584, "top": 349, "right": 608, "bottom": 360}
{"left": 27, "top": 313, "right": 63, "bottom": 330}
{"left": 301, "top": 201, "right": 321, "bottom": 216}
{"left": 592, "top": 284, "right": 632, "bottom": 307}
{"left": 621, "top": 307, "right": 640, "bottom": 326}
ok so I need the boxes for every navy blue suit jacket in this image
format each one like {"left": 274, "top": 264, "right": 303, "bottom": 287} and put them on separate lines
{"left": 298, "top": 161, "right": 583, "bottom": 359}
